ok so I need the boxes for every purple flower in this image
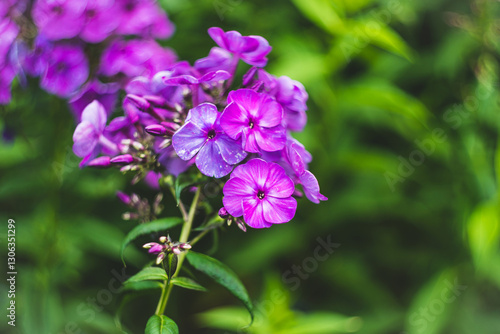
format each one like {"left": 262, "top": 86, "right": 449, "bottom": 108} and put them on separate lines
{"left": 80, "top": 0, "right": 120, "bottom": 43}
{"left": 194, "top": 47, "right": 233, "bottom": 75}
{"left": 73, "top": 100, "right": 118, "bottom": 159}
{"left": 69, "top": 80, "right": 119, "bottom": 122}
{"left": 220, "top": 89, "right": 286, "bottom": 153}
{"left": 22, "top": 35, "right": 51, "bottom": 77}
{"left": 32, "top": 0, "right": 85, "bottom": 40}
{"left": 223, "top": 158, "right": 297, "bottom": 228}
{"left": 172, "top": 103, "right": 247, "bottom": 178}
{"left": 0, "top": 18, "right": 18, "bottom": 67}
{"left": 163, "top": 70, "right": 231, "bottom": 86}
{"left": 99, "top": 39, "right": 176, "bottom": 79}
{"left": 115, "top": 0, "right": 174, "bottom": 39}
{"left": 208, "top": 27, "right": 271, "bottom": 67}
{"left": 40, "top": 43, "right": 89, "bottom": 97}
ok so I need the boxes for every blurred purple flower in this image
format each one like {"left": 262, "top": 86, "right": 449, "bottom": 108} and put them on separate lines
{"left": 40, "top": 43, "right": 89, "bottom": 97}
{"left": 0, "top": 63, "right": 15, "bottom": 104}
{"left": 80, "top": 0, "right": 120, "bottom": 43}
{"left": 0, "top": 18, "right": 18, "bottom": 66}
{"left": 223, "top": 158, "right": 297, "bottom": 228}
{"left": 115, "top": 0, "right": 174, "bottom": 39}
{"left": 32, "top": 0, "right": 86, "bottom": 40}
{"left": 220, "top": 89, "right": 286, "bottom": 153}
{"left": 208, "top": 27, "right": 271, "bottom": 67}
{"left": 172, "top": 103, "right": 247, "bottom": 178}
{"left": 69, "top": 80, "right": 119, "bottom": 122}
{"left": 99, "top": 39, "right": 176, "bottom": 79}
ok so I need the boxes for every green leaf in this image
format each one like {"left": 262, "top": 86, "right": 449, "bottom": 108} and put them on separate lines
{"left": 171, "top": 277, "right": 207, "bottom": 292}
{"left": 186, "top": 251, "right": 253, "bottom": 324}
{"left": 120, "top": 217, "right": 183, "bottom": 266}
{"left": 123, "top": 280, "right": 164, "bottom": 292}
{"left": 145, "top": 315, "right": 179, "bottom": 334}
{"left": 124, "top": 267, "right": 167, "bottom": 285}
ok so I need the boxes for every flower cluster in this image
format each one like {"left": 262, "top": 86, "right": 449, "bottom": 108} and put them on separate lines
{"left": 71, "top": 27, "right": 327, "bottom": 229}
{"left": 0, "top": 0, "right": 175, "bottom": 118}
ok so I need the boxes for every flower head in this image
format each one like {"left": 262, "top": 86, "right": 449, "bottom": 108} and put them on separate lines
{"left": 172, "top": 103, "right": 247, "bottom": 178}
{"left": 80, "top": 0, "right": 120, "bottom": 43}
{"left": 40, "top": 43, "right": 89, "bottom": 97}
{"left": 220, "top": 89, "right": 286, "bottom": 153}
{"left": 208, "top": 27, "right": 271, "bottom": 67}
{"left": 32, "top": 0, "right": 85, "bottom": 40}
{"left": 223, "top": 158, "right": 297, "bottom": 228}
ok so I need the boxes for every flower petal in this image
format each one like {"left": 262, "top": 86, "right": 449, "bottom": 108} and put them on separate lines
{"left": 81, "top": 100, "right": 107, "bottom": 133}
{"left": 265, "top": 163, "right": 295, "bottom": 198}
{"left": 223, "top": 177, "right": 256, "bottom": 217}
{"left": 172, "top": 121, "right": 207, "bottom": 161}
{"left": 262, "top": 196, "right": 297, "bottom": 224}
{"left": 196, "top": 140, "right": 233, "bottom": 178}
{"left": 256, "top": 98, "right": 282, "bottom": 128}
{"left": 254, "top": 125, "right": 286, "bottom": 152}
{"left": 187, "top": 103, "right": 219, "bottom": 131}
{"left": 220, "top": 102, "right": 249, "bottom": 139}
{"left": 243, "top": 197, "right": 272, "bottom": 228}
{"left": 73, "top": 121, "right": 99, "bottom": 158}
{"left": 241, "top": 128, "right": 260, "bottom": 153}
{"left": 215, "top": 133, "right": 247, "bottom": 165}
{"left": 227, "top": 89, "right": 262, "bottom": 117}
{"left": 299, "top": 170, "right": 328, "bottom": 204}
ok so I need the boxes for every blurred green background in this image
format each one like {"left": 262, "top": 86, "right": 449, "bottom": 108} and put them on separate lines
{"left": 1, "top": 0, "right": 500, "bottom": 333}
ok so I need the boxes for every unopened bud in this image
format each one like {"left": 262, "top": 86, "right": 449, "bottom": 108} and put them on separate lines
{"left": 110, "top": 154, "right": 135, "bottom": 165}
{"left": 160, "top": 122, "right": 180, "bottom": 136}
{"left": 218, "top": 207, "right": 229, "bottom": 219}
{"left": 116, "top": 191, "right": 131, "bottom": 205}
{"left": 179, "top": 243, "right": 191, "bottom": 250}
{"left": 171, "top": 246, "right": 181, "bottom": 255}
{"left": 143, "top": 243, "right": 154, "bottom": 249}
{"left": 156, "top": 252, "right": 165, "bottom": 265}
{"left": 132, "top": 141, "right": 145, "bottom": 151}
{"left": 87, "top": 156, "right": 111, "bottom": 168}
{"left": 126, "top": 94, "right": 150, "bottom": 111}
{"left": 236, "top": 218, "right": 247, "bottom": 232}
{"left": 145, "top": 124, "right": 167, "bottom": 136}
{"left": 159, "top": 139, "right": 172, "bottom": 149}
{"left": 122, "top": 212, "right": 139, "bottom": 220}
{"left": 159, "top": 236, "right": 167, "bottom": 243}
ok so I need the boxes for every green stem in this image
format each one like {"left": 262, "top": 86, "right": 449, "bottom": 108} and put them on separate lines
{"left": 155, "top": 187, "right": 202, "bottom": 315}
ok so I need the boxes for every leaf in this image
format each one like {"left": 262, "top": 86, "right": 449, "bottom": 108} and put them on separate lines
{"left": 171, "top": 277, "right": 207, "bottom": 292}
{"left": 124, "top": 267, "right": 167, "bottom": 285}
{"left": 122, "top": 280, "right": 164, "bottom": 292}
{"left": 145, "top": 315, "right": 179, "bottom": 334}
{"left": 291, "top": 0, "right": 344, "bottom": 34}
{"left": 186, "top": 251, "right": 254, "bottom": 324}
{"left": 120, "top": 217, "right": 183, "bottom": 266}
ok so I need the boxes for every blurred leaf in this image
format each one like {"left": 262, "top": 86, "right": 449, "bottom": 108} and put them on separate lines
{"left": 467, "top": 201, "right": 500, "bottom": 272}
{"left": 291, "top": 0, "right": 344, "bottom": 34}
{"left": 120, "top": 217, "right": 183, "bottom": 265}
{"left": 145, "top": 315, "right": 179, "bottom": 334}
{"left": 124, "top": 267, "right": 168, "bottom": 284}
{"left": 279, "top": 313, "right": 363, "bottom": 334}
{"left": 171, "top": 277, "right": 207, "bottom": 292}
{"left": 197, "top": 307, "right": 251, "bottom": 332}
{"left": 174, "top": 172, "right": 204, "bottom": 205}
{"left": 186, "top": 251, "right": 254, "bottom": 324}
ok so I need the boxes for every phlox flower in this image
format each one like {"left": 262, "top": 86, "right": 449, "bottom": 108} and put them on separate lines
{"left": 223, "top": 158, "right": 297, "bottom": 228}
{"left": 172, "top": 103, "right": 247, "bottom": 178}
{"left": 220, "top": 88, "right": 286, "bottom": 153}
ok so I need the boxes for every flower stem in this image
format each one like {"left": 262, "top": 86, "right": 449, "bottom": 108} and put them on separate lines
{"left": 155, "top": 187, "right": 202, "bottom": 315}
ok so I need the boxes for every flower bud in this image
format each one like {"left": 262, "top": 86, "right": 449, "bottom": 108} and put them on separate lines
{"left": 87, "top": 156, "right": 111, "bottom": 168}
{"left": 171, "top": 246, "right": 181, "bottom": 255}
{"left": 132, "top": 141, "right": 145, "bottom": 151}
{"left": 160, "top": 122, "right": 180, "bottom": 136}
{"left": 236, "top": 218, "right": 247, "bottom": 232}
{"left": 110, "top": 154, "right": 135, "bottom": 165}
{"left": 126, "top": 94, "right": 150, "bottom": 111}
{"left": 145, "top": 124, "right": 167, "bottom": 136}
{"left": 159, "top": 236, "right": 167, "bottom": 243}
{"left": 179, "top": 243, "right": 191, "bottom": 250}
{"left": 122, "top": 212, "right": 139, "bottom": 220}
{"left": 116, "top": 191, "right": 131, "bottom": 205}
{"left": 218, "top": 207, "right": 229, "bottom": 219}
{"left": 156, "top": 252, "right": 165, "bottom": 265}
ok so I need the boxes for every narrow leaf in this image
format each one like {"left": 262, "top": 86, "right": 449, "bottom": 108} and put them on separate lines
{"left": 122, "top": 280, "right": 164, "bottom": 292}
{"left": 120, "top": 217, "right": 183, "bottom": 266}
{"left": 171, "top": 277, "right": 208, "bottom": 292}
{"left": 124, "top": 267, "right": 167, "bottom": 285}
{"left": 145, "top": 315, "right": 179, "bottom": 334}
{"left": 186, "top": 251, "right": 253, "bottom": 324}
